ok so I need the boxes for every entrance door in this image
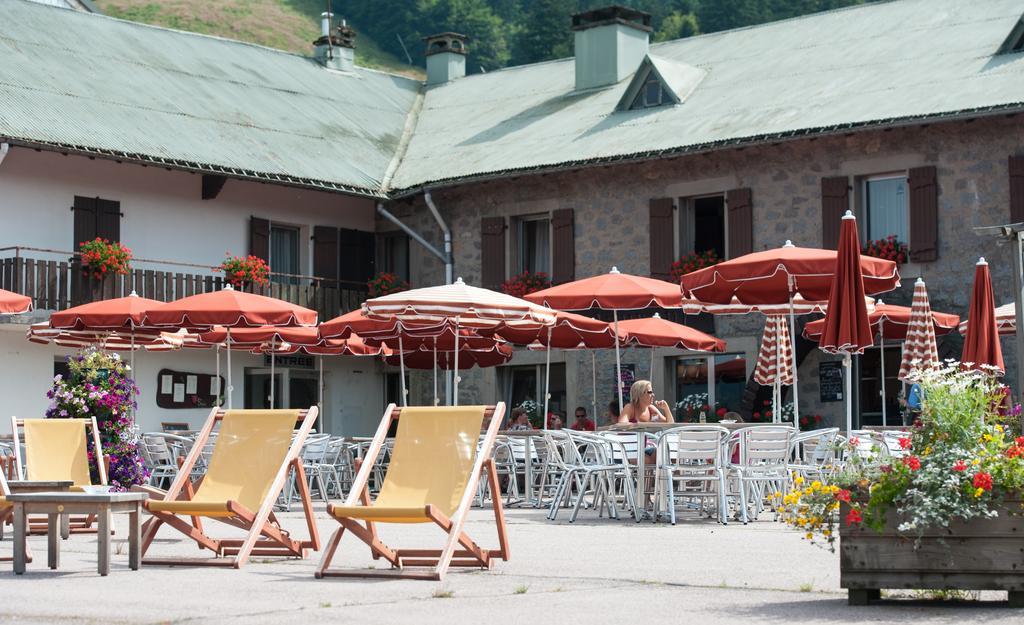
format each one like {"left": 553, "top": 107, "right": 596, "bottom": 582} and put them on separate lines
{"left": 244, "top": 367, "right": 317, "bottom": 411}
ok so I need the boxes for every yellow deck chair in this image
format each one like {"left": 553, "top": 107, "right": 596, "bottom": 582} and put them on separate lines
{"left": 11, "top": 417, "right": 107, "bottom": 535}
{"left": 0, "top": 469, "right": 26, "bottom": 562}
{"left": 315, "top": 403, "right": 510, "bottom": 581}
{"left": 140, "top": 407, "right": 321, "bottom": 568}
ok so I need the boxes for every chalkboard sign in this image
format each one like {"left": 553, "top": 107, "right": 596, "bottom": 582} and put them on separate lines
{"left": 819, "top": 361, "right": 844, "bottom": 403}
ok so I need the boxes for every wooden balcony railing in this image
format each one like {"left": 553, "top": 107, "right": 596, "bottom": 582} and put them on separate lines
{"left": 0, "top": 247, "right": 367, "bottom": 321}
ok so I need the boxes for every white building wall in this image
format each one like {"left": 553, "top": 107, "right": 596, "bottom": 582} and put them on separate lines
{"left": 0, "top": 148, "right": 387, "bottom": 437}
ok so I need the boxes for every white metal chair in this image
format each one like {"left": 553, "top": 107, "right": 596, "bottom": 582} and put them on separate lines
{"left": 139, "top": 433, "right": 179, "bottom": 489}
{"left": 788, "top": 428, "right": 840, "bottom": 482}
{"left": 729, "top": 426, "right": 793, "bottom": 524}
{"left": 654, "top": 425, "right": 730, "bottom": 525}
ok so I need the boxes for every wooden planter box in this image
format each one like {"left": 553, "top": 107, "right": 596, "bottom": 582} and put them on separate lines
{"left": 840, "top": 501, "right": 1024, "bottom": 606}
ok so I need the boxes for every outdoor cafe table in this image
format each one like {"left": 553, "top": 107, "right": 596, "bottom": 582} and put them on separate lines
{"left": 9, "top": 491, "right": 148, "bottom": 576}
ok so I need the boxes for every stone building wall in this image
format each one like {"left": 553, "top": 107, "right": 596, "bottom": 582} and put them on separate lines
{"left": 383, "top": 114, "right": 1024, "bottom": 426}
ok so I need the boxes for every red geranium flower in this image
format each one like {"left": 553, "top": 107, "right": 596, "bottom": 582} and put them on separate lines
{"left": 845, "top": 508, "right": 863, "bottom": 525}
{"left": 897, "top": 437, "right": 911, "bottom": 450}
{"left": 902, "top": 455, "right": 921, "bottom": 471}
{"left": 952, "top": 460, "right": 968, "bottom": 472}
{"left": 973, "top": 471, "right": 993, "bottom": 491}
{"left": 834, "top": 489, "right": 851, "bottom": 503}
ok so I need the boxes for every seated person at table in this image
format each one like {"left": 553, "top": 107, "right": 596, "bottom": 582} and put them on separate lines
{"left": 549, "top": 414, "right": 564, "bottom": 430}
{"left": 571, "top": 406, "right": 596, "bottom": 431}
{"left": 606, "top": 401, "right": 620, "bottom": 426}
{"left": 508, "top": 407, "right": 532, "bottom": 431}
{"left": 618, "top": 380, "right": 671, "bottom": 424}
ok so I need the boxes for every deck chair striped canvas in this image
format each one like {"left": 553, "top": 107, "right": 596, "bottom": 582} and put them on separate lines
{"left": 140, "top": 407, "right": 321, "bottom": 568}
{"left": 11, "top": 417, "right": 107, "bottom": 535}
{"left": 315, "top": 403, "right": 510, "bottom": 581}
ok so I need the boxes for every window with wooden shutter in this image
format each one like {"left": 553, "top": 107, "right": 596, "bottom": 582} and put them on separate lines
{"left": 72, "top": 196, "right": 121, "bottom": 247}
{"left": 96, "top": 199, "right": 121, "bottom": 242}
{"left": 649, "top": 198, "right": 674, "bottom": 280}
{"left": 726, "top": 188, "right": 752, "bottom": 258}
{"left": 249, "top": 217, "right": 270, "bottom": 262}
{"left": 339, "top": 228, "right": 376, "bottom": 286}
{"left": 312, "top": 226, "right": 339, "bottom": 282}
{"left": 820, "top": 176, "right": 850, "bottom": 250}
{"left": 72, "top": 196, "right": 98, "bottom": 248}
{"left": 377, "top": 232, "right": 411, "bottom": 283}
{"left": 1010, "top": 155, "right": 1024, "bottom": 224}
{"left": 551, "top": 208, "right": 575, "bottom": 285}
{"left": 908, "top": 165, "right": 938, "bottom": 263}
{"left": 481, "top": 217, "right": 506, "bottom": 290}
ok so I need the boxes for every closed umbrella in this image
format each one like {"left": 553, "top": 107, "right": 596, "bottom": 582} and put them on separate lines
{"left": 525, "top": 267, "right": 682, "bottom": 412}
{"left": 898, "top": 278, "right": 945, "bottom": 384}
{"left": 818, "top": 212, "right": 875, "bottom": 432}
{"left": 961, "top": 257, "right": 1005, "bottom": 375}
{"left": 144, "top": 285, "right": 317, "bottom": 408}
{"left": 682, "top": 240, "right": 899, "bottom": 422}
{"left": 0, "top": 288, "right": 32, "bottom": 315}
{"left": 754, "top": 315, "right": 793, "bottom": 424}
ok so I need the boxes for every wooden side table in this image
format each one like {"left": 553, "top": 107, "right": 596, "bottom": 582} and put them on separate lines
{"left": 8, "top": 491, "right": 148, "bottom": 576}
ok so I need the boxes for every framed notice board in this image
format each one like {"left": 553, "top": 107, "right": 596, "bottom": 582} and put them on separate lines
{"left": 819, "top": 361, "right": 844, "bottom": 403}
{"left": 156, "top": 368, "right": 224, "bottom": 409}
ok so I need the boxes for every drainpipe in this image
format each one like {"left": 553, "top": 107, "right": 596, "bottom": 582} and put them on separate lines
{"left": 423, "top": 190, "right": 453, "bottom": 286}
{"left": 0, "top": 143, "right": 10, "bottom": 168}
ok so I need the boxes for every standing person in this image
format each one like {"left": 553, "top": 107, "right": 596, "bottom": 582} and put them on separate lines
{"left": 905, "top": 382, "right": 924, "bottom": 426}
{"left": 571, "top": 406, "right": 596, "bottom": 431}
{"left": 619, "top": 380, "right": 671, "bottom": 424}
{"left": 606, "top": 400, "right": 621, "bottom": 426}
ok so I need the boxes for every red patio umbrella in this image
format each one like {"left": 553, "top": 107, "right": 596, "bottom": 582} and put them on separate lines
{"left": 144, "top": 285, "right": 317, "bottom": 408}
{"left": 818, "top": 212, "right": 875, "bottom": 432}
{"left": 681, "top": 240, "right": 899, "bottom": 422}
{"left": 0, "top": 289, "right": 32, "bottom": 315}
{"left": 384, "top": 344, "right": 514, "bottom": 370}
{"left": 27, "top": 323, "right": 185, "bottom": 352}
{"left": 961, "top": 257, "right": 1005, "bottom": 376}
{"left": 525, "top": 267, "right": 682, "bottom": 411}
{"left": 48, "top": 292, "right": 162, "bottom": 330}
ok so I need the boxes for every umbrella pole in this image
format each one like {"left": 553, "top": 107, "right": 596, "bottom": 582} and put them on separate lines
{"left": 226, "top": 328, "right": 233, "bottom": 410}
{"left": 269, "top": 337, "right": 276, "bottom": 409}
{"left": 215, "top": 344, "right": 221, "bottom": 407}
{"left": 433, "top": 336, "right": 439, "bottom": 406}
{"left": 543, "top": 326, "right": 552, "bottom": 429}
{"left": 879, "top": 320, "right": 886, "bottom": 427}
{"left": 398, "top": 335, "right": 407, "bottom": 407}
{"left": 453, "top": 318, "right": 460, "bottom": 406}
{"left": 318, "top": 355, "right": 323, "bottom": 432}
{"left": 614, "top": 310, "right": 624, "bottom": 414}
{"left": 788, "top": 287, "right": 800, "bottom": 423}
{"left": 845, "top": 353, "right": 853, "bottom": 433}
{"left": 591, "top": 351, "right": 597, "bottom": 421}
{"left": 649, "top": 348, "right": 655, "bottom": 388}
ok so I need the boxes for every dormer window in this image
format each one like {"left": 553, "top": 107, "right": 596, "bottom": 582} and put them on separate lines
{"left": 997, "top": 17, "right": 1024, "bottom": 54}
{"left": 632, "top": 74, "right": 666, "bottom": 109}
{"left": 616, "top": 54, "right": 706, "bottom": 112}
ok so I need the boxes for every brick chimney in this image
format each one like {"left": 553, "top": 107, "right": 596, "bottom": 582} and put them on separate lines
{"left": 572, "top": 5, "right": 651, "bottom": 91}
{"left": 424, "top": 32, "right": 467, "bottom": 86}
{"left": 313, "top": 12, "right": 356, "bottom": 72}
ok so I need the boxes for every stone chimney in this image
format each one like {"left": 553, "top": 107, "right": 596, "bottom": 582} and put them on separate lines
{"left": 424, "top": 32, "right": 467, "bottom": 86}
{"left": 572, "top": 5, "right": 651, "bottom": 91}
{"left": 313, "top": 12, "right": 356, "bottom": 72}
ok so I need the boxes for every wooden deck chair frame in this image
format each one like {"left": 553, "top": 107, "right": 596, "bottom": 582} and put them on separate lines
{"left": 315, "top": 403, "right": 510, "bottom": 581}
{"left": 11, "top": 416, "right": 106, "bottom": 536}
{"left": 139, "top": 406, "right": 321, "bottom": 568}
{"left": 0, "top": 468, "right": 32, "bottom": 563}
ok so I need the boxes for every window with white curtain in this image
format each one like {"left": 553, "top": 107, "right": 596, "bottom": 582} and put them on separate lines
{"left": 863, "top": 175, "right": 908, "bottom": 243}
{"left": 516, "top": 215, "right": 550, "bottom": 275}
{"left": 270, "top": 224, "right": 300, "bottom": 284}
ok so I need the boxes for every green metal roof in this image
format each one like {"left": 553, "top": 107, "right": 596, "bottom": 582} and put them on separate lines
{"left": 2, "top": 0, "right": 1024, "bottom": 197}
{"left": 0, "top": 0, "right": 420, "bottom": 197}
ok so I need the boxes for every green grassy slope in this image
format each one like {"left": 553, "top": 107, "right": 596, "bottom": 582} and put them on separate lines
{"left": 94, "top": 0, "right": 423, "bottom": 77}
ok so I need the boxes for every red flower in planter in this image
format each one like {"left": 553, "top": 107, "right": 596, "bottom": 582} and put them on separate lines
{"left": 79, "top": 238, "right": 132, "bottom": 279}
{"left": 669, "top": 249, "right": 720, "bottom": 283}
{"left": 897, "top": 437, "right": 911, "bottom": 450}
{"left": 973, "top": 471, "right": 993, "bottom": 491}
{"left": 952, "top": 460, "right": 968, "bottom": 472}
{"left": 500, "top": 271, "right": 550, "bottom": 298}
{"left": 834, "top": 489, "right": 851, "bottom": 503}
{"left": 845, "top": 508, "right": 863, "bottom": 526}
{"left": 219, "top": 254, "right": 269, "bottom": 288}
{"left": 716, "top": 407, "right": 727, "bottom": 417}
{"left": 902, "top": 455, "right": 921, "bottom": 471}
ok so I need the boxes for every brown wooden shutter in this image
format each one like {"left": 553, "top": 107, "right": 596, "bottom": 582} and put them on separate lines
{"left": 726, "top": 187, "right": 752, "bottom": 258}
{"left": 1010, "top": 155, "right": 1024, "bottom": 223}
{"left": 339, "top": 228, "right": 376, "bottom": 285}
{"left": 551, "top": 208, "right": 575, "bottom": 285}
{"left": 649, "top": 198, "right": 675, "bottom": 280}
{"left": 908, "top": 165, "right": 938, "bottom": 263}
{"left": 249, "top": 217, "right": 270, "bottom": 262}
{"left": 96, "top": 199, "right": 121, "bottom": 242}
{"left": 312, "top": 226, "right": 339, "bottom": 281}
{"left": 72, "top": 196, "right": 97, "bottom": 248}
{"left": 480, "top": 217, "right": 506, "bottom": 290}
{"left": 820, "top": 176, "right": 849, "bottom": 250}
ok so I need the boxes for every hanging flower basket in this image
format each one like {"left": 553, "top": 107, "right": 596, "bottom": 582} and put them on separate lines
{"left": 863, "top": 235, "right": 908, "bottom": 264}
{"left": 670, "top": 249, "right": 720, "bottom": 283}
{"left": 368, "top": 272, "right": 410, "bottom": 298}
{"left": 219, "top": 254, "right": 270, "bottom": 289}
{"left": 501, "top": 271, "right": 550, "bottom": 298}
{"left": 79, "top": 238, "right": 132, "bottom": 280}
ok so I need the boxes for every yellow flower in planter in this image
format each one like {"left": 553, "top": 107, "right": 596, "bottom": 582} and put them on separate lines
{"left": 805, "top": 532, "right": 814, "bottom": 540}
{"left": 794, "top": 475, "right": 805, "bottom": 486}
{"left": 974, "top": 487, "right": 985, "bottom": 498}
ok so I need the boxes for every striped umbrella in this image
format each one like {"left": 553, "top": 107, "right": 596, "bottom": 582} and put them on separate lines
{"left": 753, "top": 315, "right": 793, "bottom": 423}
{"left": 898, "top": 278, "right": 941, "bottom": 382}
{"left": 958, "top": 302, "right": 1016, "bottom": 336}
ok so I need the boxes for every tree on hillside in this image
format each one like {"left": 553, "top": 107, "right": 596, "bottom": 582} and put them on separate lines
{"left": 512, "top": 0, "right": 576, "bottom": 65}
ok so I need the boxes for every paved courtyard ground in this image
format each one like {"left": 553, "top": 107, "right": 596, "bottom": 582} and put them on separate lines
{"left": 0, "top": 505, "right": 1020, "bottom": 624}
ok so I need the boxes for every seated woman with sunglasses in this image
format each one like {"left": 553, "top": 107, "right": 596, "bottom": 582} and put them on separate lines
{"left": 618, "top": 380, "right": 672, "bottom": 424}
